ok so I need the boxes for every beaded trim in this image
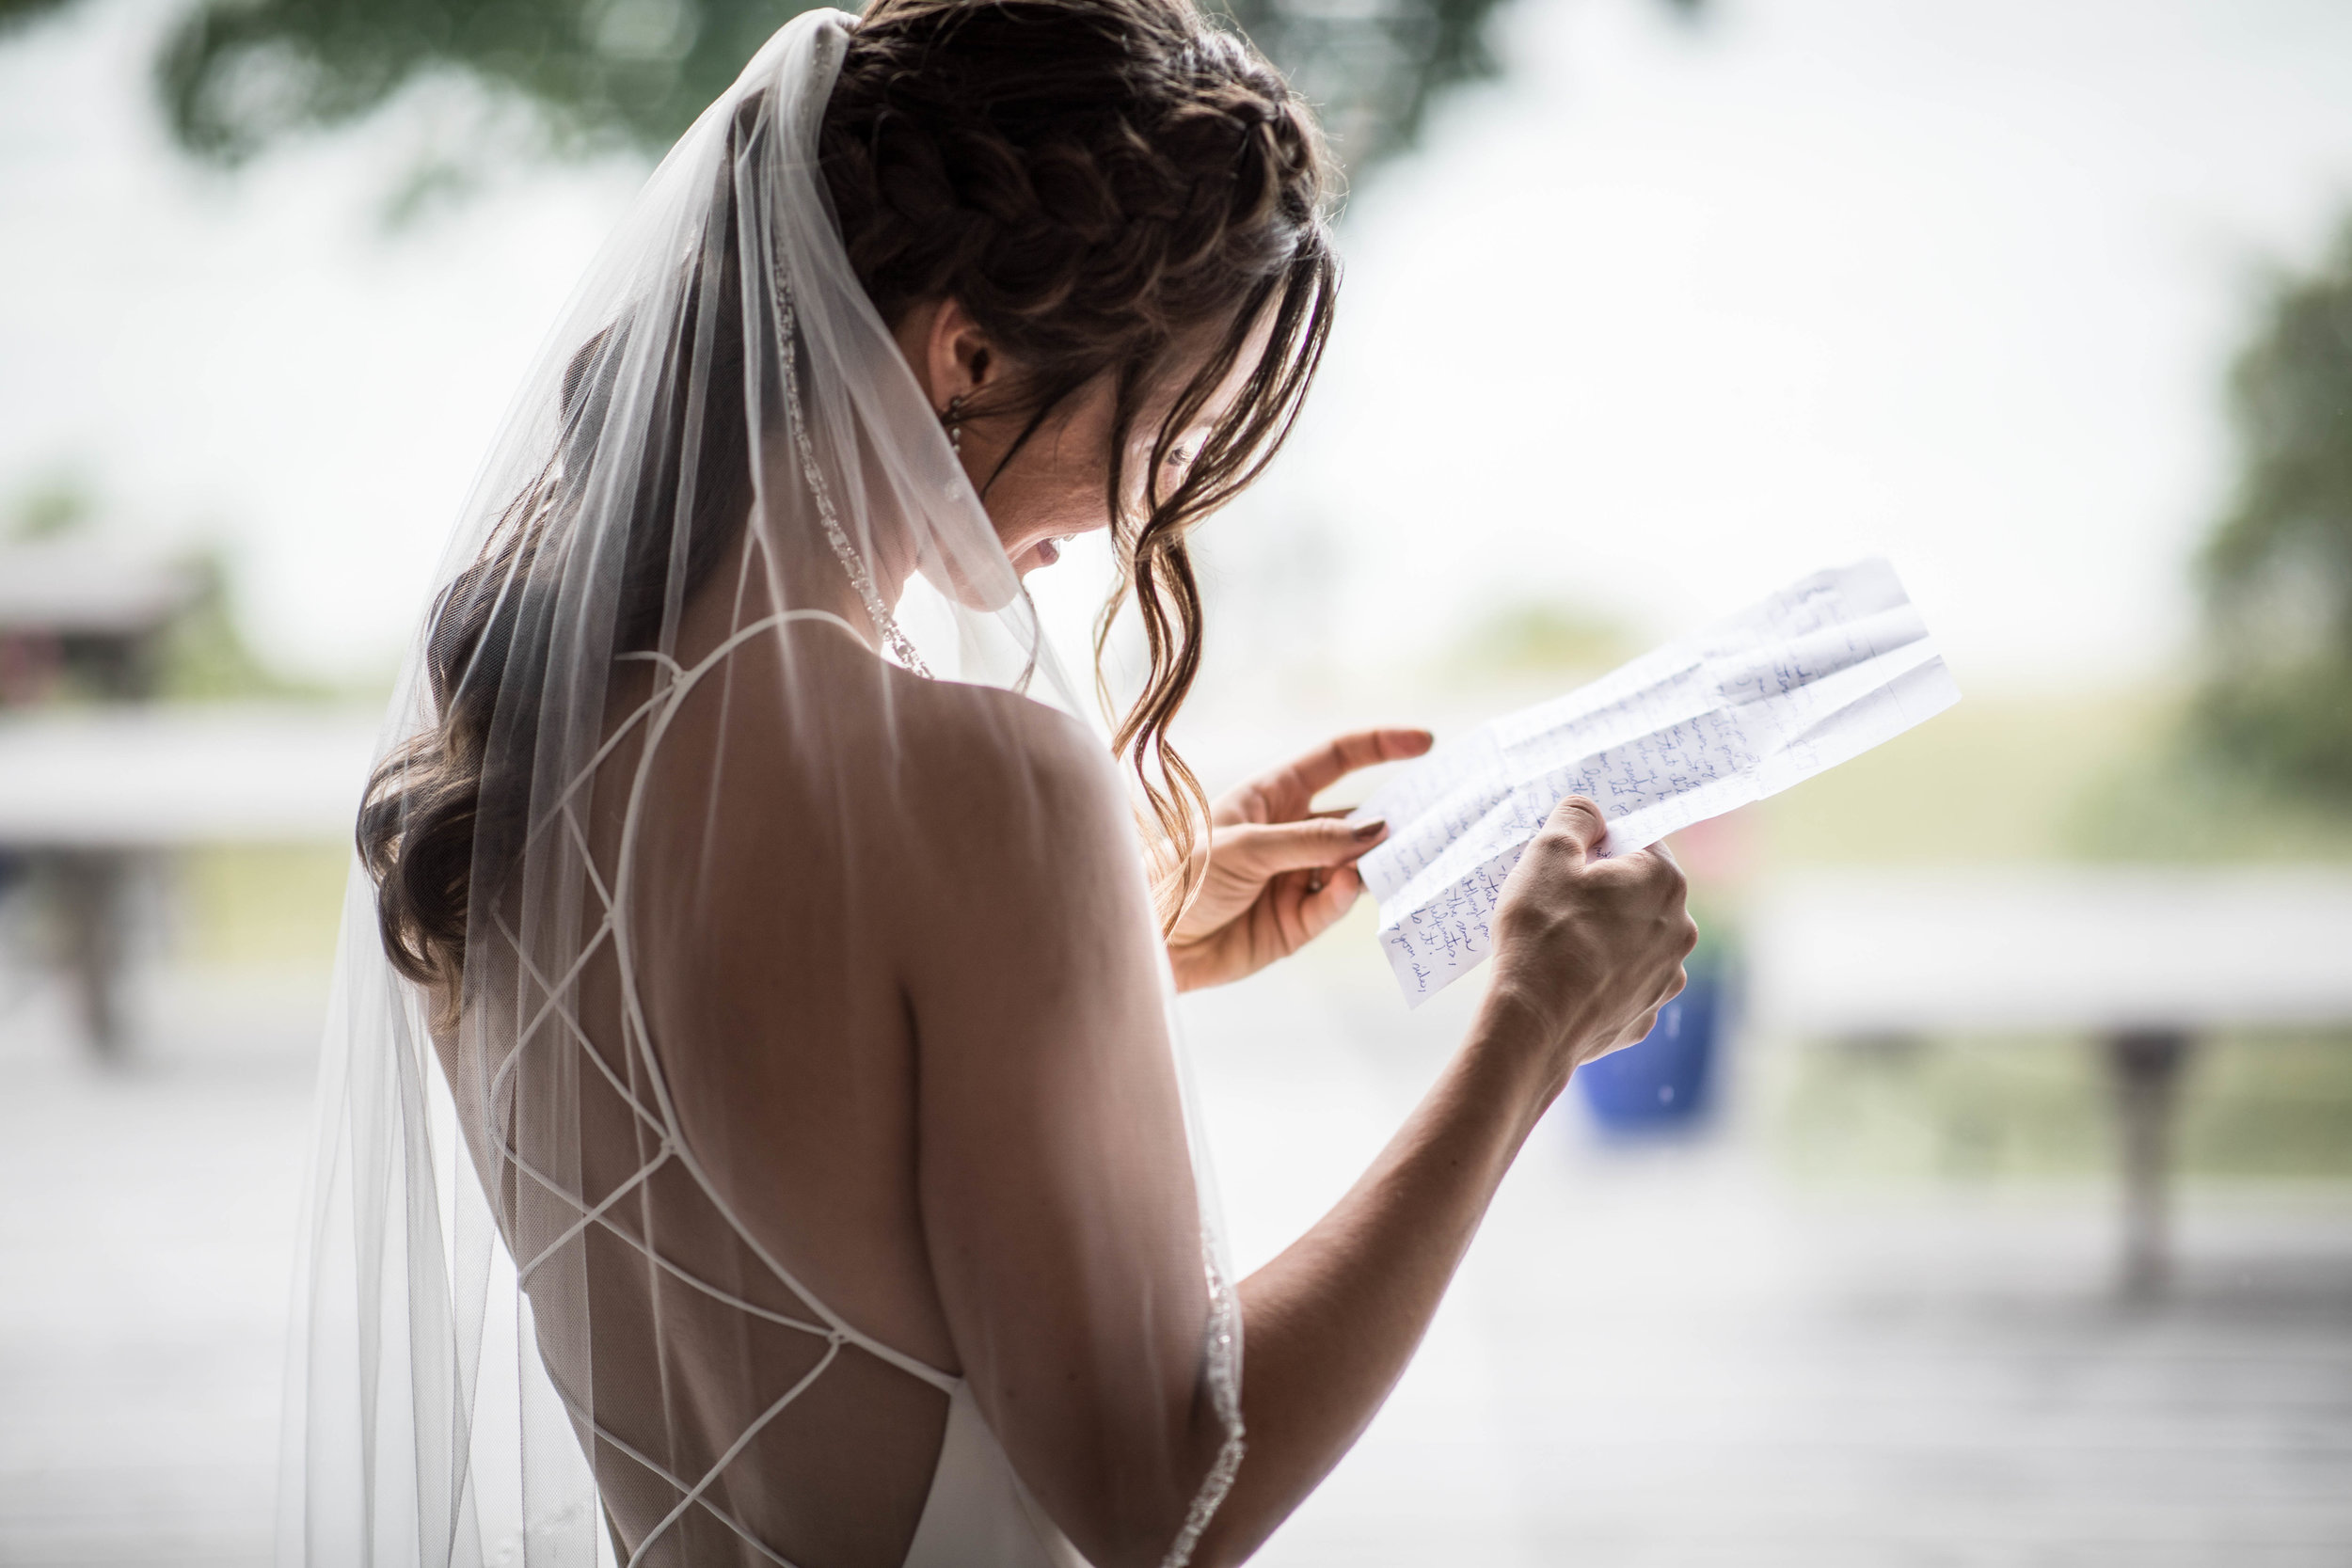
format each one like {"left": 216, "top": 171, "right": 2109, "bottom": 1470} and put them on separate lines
{"left": 1161, "top": 1246, "right": 1247, "bottom": 1568}
{"left": 770, "top": 265, "right": 933, "bottom": 679}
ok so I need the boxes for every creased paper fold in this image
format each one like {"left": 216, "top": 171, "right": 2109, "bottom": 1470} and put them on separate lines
{"left": 1349, "top": 559, "right": 1962, "bottom": 1005}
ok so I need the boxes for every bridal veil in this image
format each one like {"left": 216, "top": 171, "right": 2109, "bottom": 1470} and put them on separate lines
{"left": 280, "top": 11, "right": 1253, "bottom": 1563}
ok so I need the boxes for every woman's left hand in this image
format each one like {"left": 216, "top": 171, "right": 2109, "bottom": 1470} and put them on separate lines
{"left": 1166, "top": 727, "right": 1433, "bottom": 991}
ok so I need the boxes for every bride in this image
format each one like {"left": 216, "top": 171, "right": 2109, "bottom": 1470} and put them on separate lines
{"left": 297, "top": 1, "right": 1695, "bottom": 1564}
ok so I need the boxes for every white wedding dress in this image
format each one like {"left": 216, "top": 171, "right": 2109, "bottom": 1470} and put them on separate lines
{"left": 904, "top": 1387, "right": 1087, "bottom": 1568}
{"left": 277, "top": 14, "right": 1243, "bottom": 1565}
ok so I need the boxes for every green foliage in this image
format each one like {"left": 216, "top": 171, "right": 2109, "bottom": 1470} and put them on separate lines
{"left": 0, "top": 0, "right": 67, "bottom": 35}
{"left": 5, "top": 472, "right": 95, "bottom": 541}
{"left": 156, "top": 0, "right": 807, "bottom": 164}
{"left": 154, "top": 553, "right": 340, "bottom": 701}
{"left": 2198, "top": 216, "right": 2352, "bottom": 800}
{"left": 1218, "top": 0, "right": 1693, "bottom": 173}
{"left": 2066, "top": 702, "right": 2352, "bottom": 863}
{"left": 6, "top": 0, "right": 1699, "bottom": 176}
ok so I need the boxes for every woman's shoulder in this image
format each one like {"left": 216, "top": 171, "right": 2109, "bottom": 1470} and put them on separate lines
{"left": 903, "top": 669, "right": 1110, "bottom": 784}
{"left": 758, "top": 648, "right": 1155, "bottom": 978}
{"left": 883, "top": 664, "right": 1132, "bottom": 863}
{"left": 679, "top": 620, "right": 1129, "bottom": 865}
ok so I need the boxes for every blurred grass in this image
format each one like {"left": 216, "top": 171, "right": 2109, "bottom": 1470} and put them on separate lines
{"left": 1758, "top": 689, "right": 2153, "bottom": 863}
{"left": 174, "top": 846, "right": 348, "bottom": 969}
{"left": 167, "top": 687, "right": 2352, "bottom": 971}
{"left": 1756, "top": 684, "right": 2352, "bottom": 865}
{"left": 1771, "top": 1031, "right": 2352, "bottom": 1184}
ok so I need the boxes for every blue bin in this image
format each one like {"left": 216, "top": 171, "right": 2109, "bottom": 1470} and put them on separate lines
{"left": 1574, "top": 971, "right": 1724, "bottom": 1132}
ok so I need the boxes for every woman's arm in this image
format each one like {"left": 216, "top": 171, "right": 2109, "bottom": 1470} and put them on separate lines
{"left": 1193, "top": 796, "right": 1691, "bottom": 1563}
{"left": 905, "top": 700, "right": 1240, "bottom": 1567}
{"left": 1200, "top": 1020, "right": 1553, "bottom": 1558}
{"left": 909, "top": 700, "right": 1690, "bottom": 1567}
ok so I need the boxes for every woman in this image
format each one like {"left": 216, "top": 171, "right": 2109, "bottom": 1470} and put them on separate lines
{"left": 297, "top": 2, "right": 1695, "bottom": 1565}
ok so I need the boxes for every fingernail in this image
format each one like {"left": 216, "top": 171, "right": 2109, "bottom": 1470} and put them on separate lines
{"left": 1353, "top": 817, "right": 1388, "bottom": 840}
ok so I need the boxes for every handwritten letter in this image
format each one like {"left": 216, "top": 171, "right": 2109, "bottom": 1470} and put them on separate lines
{"left": 1350, "top": 559, "right": 1962, "bottom": 1005}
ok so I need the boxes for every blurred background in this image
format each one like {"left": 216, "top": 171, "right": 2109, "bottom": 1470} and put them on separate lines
{"left": 3, "top": 0, "right": 2350, "bottom": 1562}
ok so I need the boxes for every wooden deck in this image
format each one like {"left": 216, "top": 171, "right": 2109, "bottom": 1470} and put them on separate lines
{"left": 0, "top": 954, "right": 2345, "bottom": 1566}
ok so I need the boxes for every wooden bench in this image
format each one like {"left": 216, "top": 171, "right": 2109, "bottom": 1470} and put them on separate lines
{"left": 1744, "top": 867, "right": 2352, "bottom": 1293}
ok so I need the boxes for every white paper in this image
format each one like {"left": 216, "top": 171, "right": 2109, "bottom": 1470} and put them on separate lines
{"left": 1349, "top": 558, "right": 1962, "bottom": 1005}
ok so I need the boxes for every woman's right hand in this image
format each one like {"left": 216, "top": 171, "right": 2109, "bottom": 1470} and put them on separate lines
{"left": 1482, "top": 795, "right": 1698, "bottom": 1092}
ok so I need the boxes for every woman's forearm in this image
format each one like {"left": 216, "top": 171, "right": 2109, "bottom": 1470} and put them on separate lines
{"left": 1190, "top": 996, "right": 1564, "bottom": 1566}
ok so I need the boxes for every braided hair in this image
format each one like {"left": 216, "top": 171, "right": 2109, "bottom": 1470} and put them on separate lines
{"left": 823, "top": 0, "right": 1338, "bottom": 917}
{"left": 363, "top": 0, "right": 1336, "bottom": 998}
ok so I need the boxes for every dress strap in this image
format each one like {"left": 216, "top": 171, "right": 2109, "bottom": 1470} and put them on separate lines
{"left": 603, "top": 607, "right": 964, "bottom": 1397}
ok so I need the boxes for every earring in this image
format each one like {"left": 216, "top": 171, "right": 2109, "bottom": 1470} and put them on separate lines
{"left": 944, "top": 393, "right": 963, "bottom": 457}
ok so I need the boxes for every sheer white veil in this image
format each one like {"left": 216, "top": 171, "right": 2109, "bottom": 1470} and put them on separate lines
{"left": 279, "top": 11, "right": 1242, "bottom": 1563}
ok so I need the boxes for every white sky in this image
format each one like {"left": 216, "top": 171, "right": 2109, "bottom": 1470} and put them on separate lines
{"left": 7, "top": 0, "right": 2352, "bottom": 689}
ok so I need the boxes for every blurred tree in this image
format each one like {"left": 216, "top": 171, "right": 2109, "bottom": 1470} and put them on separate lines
{"left": 5, "top": 472, "right": 96, "bottom": 541}
{"left": 1224, "top": 0, "right": 1699, "bottom": 173}
{"left": 2199, "top": 216, "right": 2352, "bottom": 800}
{"left": 0, "top": 0, "right": 1700, "bottom": 175}
{"left": 155, "top": 552, "right": 341, "bottom": 701}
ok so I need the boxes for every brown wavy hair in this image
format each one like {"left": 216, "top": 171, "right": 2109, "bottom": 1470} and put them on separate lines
{"left": 361, "top": 0, "right": 1337, "bottom": 997}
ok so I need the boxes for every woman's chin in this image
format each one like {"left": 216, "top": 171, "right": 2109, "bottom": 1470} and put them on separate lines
{"left": 1012, "top": 536, "right": 1062, "bottom": 576}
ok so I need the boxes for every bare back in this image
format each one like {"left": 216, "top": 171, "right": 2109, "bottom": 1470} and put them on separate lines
{"left": 444, "top": 555, "right": 1210, "bottom": 1566}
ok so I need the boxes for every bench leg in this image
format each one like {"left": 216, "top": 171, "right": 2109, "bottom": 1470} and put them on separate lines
{"left": 51, "top": 851, "right": 130, "bottom": 1062}
{"left": 2106, "top": 1028, "right": 2191, "bottom": 1298}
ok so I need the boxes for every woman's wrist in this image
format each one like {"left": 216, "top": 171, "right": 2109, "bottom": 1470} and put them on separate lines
{"left": 1461, "top": 982, "right": 1581, "bottom": 1141}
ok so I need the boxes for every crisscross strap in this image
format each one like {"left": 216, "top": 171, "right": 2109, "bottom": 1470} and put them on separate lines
{"left": 486, "top": 607, "right": 961, "bottom": 1567}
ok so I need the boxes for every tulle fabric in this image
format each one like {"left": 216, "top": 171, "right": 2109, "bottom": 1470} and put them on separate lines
{"left": 278, "top": 13, "right": 1242, "bottom": 1565}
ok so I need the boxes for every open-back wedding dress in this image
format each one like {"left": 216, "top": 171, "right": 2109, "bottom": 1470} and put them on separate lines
{"left": 278, "top": 13, "right": 1242, "bottom": 1565}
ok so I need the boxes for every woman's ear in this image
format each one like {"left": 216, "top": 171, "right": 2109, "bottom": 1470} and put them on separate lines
{"left": 923, "top": 296, "right": 997, "bottom": 413}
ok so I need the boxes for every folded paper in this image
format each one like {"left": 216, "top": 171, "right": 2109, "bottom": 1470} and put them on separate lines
{"left": 1350, "top": 558, "right": 1962, "bottom": 1005}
